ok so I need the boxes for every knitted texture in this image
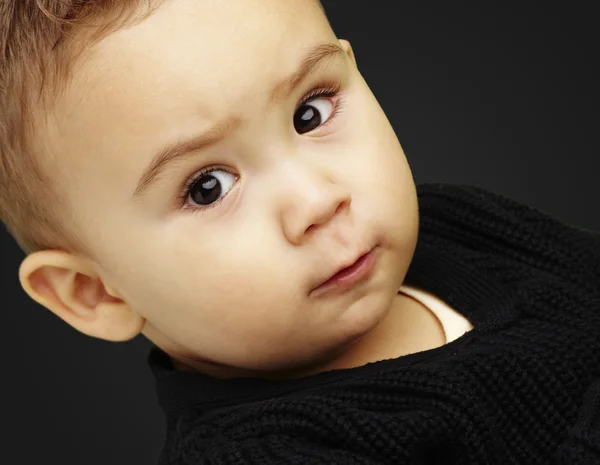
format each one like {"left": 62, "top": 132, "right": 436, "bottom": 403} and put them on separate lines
{"left": 149, "top": 183, "right": 600, "bottom": 464}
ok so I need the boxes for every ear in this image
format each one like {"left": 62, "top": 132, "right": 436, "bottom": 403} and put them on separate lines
{"left": 18, "top": 250, "right": 145, "bottom": 342}
{"left": 338, "top": 39, "right": 356, "bottom": 66}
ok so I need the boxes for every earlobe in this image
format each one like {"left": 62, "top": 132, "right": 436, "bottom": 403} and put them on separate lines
{"left": 18, "top": 250, "right": 145, "bottom": 342}
{"left": 338, "top": 39, "right": 356, "bottom": 65}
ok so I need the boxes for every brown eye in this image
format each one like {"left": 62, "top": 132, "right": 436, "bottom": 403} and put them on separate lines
{"left": 187, "top": 170, "right": 236, "bottom": 206}
{"left": 294, "top": 97, "right": 334, "bottom": 134}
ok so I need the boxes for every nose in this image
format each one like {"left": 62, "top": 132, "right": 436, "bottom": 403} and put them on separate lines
{"left": 277, "top": 160, "right": 351, "bottom": 245}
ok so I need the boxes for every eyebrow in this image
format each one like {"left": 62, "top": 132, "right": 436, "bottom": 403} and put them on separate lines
{"left": 132, "top": 42, "right": 346, "bottom": 201}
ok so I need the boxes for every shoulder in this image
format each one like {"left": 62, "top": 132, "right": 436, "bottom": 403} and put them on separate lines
{"left": 415, "top": 183, "right": 600, "bottom": 291}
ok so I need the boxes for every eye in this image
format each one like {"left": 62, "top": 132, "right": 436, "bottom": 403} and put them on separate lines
{"left": 183, "top": 168, "right": 236, "bottom": 208}
{"left": 293, "top": 96, "right": 335, "bottom": 134}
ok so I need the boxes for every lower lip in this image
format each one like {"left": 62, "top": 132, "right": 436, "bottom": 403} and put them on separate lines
{"left": 311, "top": 247, "right": 377, "bottom": 297}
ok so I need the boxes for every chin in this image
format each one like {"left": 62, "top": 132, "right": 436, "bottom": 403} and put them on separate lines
{"left": 354, "top": 281, "right": 395, "bottom": 323}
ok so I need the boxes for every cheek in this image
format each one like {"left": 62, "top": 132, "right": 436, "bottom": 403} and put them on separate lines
{"left": 156, "top": 233, "right": 298, "bottom": 320}
{"left": 343, "top": 82, "right": 411, "bottom": 181}
{"left": 344, "top": 98, "right": 418, "bottom": 249}
{"left": 347, "top": 108, "right": 413, "bottom": 201}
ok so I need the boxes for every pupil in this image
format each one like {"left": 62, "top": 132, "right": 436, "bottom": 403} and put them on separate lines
{"left": 294, "top": 105, "right": 322, "bottom": 134}
{"left": 191, "top": 174, "right": 221, "bottom": 205}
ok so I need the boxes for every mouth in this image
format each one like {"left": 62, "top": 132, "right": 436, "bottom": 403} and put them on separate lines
{"left": 310, "top": 246, "right": 377, "bottom": 298}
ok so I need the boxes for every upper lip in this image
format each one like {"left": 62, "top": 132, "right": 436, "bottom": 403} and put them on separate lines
{"left": 311, "top": 246, "right": 374, "bottom": 291}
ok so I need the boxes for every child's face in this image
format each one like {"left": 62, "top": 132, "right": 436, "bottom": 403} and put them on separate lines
{"left": 40, "top": 0, "right": 419, "bottom": 375}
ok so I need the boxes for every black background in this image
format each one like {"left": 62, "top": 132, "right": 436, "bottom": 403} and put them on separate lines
{"left": 1, "top": 2, "right": 597, "bottom": 464}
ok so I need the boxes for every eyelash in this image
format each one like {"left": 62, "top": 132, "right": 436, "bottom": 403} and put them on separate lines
{"left": 177, "top": 81, "right": 345, "bottom": 213}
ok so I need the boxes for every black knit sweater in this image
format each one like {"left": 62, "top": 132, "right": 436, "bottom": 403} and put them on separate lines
{"left": 148, "top": 183, "right": 600, "bottom": 464}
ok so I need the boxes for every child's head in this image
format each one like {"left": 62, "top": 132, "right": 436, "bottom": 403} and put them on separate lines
{"left": 3, "top": 0, "right": 419, "bottom": 378}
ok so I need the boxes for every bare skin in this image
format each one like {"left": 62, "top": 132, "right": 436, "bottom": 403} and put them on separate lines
{"left": 19, "top": 0, "right": 447, "bottom": 380}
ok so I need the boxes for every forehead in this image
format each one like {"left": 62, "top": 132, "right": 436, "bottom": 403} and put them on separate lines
{"left": 72, "top": 0, "right": 333, "bottom": 109}
{"left": 46, "top": 0, "right": 335, "bottom": 196}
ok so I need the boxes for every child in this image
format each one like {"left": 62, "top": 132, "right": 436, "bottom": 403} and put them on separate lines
{"left": 2, "top": 1, "right": 599, "bottom": 463}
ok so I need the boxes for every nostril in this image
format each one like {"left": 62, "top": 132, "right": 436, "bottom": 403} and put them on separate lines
{"left": 305, "top": 223, "right": 317, "bottom": 236}
{"left": 335, "top": 198, "right": 349, "bottom": 215}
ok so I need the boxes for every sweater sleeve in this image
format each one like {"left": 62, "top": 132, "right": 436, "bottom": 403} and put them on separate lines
{"left": 417, "top": 184, "right": 600, "bottom": 464}
{"left": 416, "top": 183, "right": 600, "bottom": 293}
{"left": 555, "top": 379, "right": 600, "bottom": 464}
{"left": 161, "top": 429, "right": 386, "bottom": 464}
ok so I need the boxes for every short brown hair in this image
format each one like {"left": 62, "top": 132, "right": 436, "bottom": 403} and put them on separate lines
{"left": 0, "top": 1, "right": 162, "bottom": 257}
